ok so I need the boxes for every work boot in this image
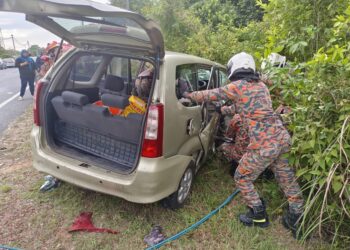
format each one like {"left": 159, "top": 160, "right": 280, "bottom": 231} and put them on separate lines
{"left": 261, "top": 168, "right": 274, "bottom": 180}
{"left": 230, "top": 160, "right": 239, "bottom": 177}
{"left": 239, "top": 204, "right": 269, "bottom": 228}
{"left": 282, "top": 208, "right": 303, "bottom": 239}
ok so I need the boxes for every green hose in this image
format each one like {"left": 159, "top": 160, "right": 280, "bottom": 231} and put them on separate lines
{"left": 0, "top": 245, "right": 21, "bottom": 250}
{"left": 146, "top": 189, "right": 241, "bottom": 249}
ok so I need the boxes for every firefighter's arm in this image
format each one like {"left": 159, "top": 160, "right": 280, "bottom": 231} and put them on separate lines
{"left": 221, "top": 105, "right": 236, "bottom": 116}
{"left": 184, "top": 82, "right": 240, "bottom": 103}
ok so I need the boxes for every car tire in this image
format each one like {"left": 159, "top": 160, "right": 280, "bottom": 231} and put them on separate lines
{"left": 161, "top": 164, "right": 195, "bottom": 209}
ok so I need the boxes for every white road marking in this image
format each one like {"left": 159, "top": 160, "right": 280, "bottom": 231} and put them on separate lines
{"left": 7, "top": 92, "right": 13, "bottom": 95}
{"left": 0, "top": 93, "right": 19, "bottom": 109}
{"left": 0, "top": 87, "right": 27, "bottom": 110}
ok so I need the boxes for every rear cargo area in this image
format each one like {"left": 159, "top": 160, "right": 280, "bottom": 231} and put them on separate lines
{"left": 44, "top": 53, "right": 154, "bottom": 173}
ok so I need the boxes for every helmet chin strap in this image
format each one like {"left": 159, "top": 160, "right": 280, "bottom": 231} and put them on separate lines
{"left": 229, "top": 69, "right": 259, "bottom": 82}
{"left": 227, "top": 52, "right": 256, "bottom": 79}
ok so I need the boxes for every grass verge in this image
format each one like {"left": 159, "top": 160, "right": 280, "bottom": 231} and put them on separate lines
{"left": 0, "top": 109, "right": 335, "bottom": 250}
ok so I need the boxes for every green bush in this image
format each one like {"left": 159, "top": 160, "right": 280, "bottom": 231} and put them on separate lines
{"left": 267, "top": 63, "right": 350, "bottom": 242}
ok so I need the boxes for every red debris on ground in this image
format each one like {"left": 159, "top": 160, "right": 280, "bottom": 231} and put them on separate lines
{"left": 68, "top": 212, "right": 118, "bottom": 235}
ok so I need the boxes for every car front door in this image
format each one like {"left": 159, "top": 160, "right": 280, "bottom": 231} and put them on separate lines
{"left": 174, "top": 63, "right": 221, "bottom": 168}
{"left": 195, "top": 65, "right": 222, "bottom": 162}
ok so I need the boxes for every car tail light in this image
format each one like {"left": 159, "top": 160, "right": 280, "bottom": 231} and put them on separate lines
{"left": 33, "top": 81, "right": 43, "bottom": 126}
{"left": 141, "top": 103, "right": 164, "bottom": 158}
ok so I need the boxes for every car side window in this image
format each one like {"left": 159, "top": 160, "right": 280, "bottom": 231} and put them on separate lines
{"left": 101, "top": 58, "right": 143, "bottom": 81}
{"left": 70, "top": 55, "right": 103, "bottom": 82}
{"left": 218, "top": 69, "right": 229, "bottom": 86}
{"left": 176, "top": 64, "right": 196, "bottom": 90}
{"left": 197, "top": 67, "right": 213, "bottom": 90}
{"left": 107, "top": 57, "right": 129, "bottom": 78}
{"left": 176, "top": 64, "right": 222, "bottom": 102}
{"left": 175, "top": 64, "right": 197, "bottom": 100}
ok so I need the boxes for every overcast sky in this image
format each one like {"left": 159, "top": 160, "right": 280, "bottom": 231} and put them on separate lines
{"left": 0, "top": 0, "right": 110, "bottom": 50}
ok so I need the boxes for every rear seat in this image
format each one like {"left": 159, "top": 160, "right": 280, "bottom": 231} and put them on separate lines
{"left": 51, "top": 91, "right": 91, "bottom": 127}
{"left": 100, "top": 75, "right": 128, "bottom": 96}
{"left": 51, "top": 91, "right": 143, "bottom": 144}
{"left": 101, "top": 93, "right": 129, "bottom": 110}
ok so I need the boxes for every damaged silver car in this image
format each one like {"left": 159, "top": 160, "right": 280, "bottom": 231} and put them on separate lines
{"left": 0, "top": 0, "right": 228, "bottom": 208}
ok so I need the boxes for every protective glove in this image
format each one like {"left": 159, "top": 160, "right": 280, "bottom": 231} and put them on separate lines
{"left": 182, "top": 91, "right": 191, "bottom": 99}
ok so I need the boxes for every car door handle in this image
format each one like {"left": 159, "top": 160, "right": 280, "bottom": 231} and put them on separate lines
{"left": 187, "top": 119, "right": 195, "bottom": 135}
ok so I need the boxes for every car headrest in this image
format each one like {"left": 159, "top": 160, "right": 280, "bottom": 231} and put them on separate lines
{"left": 176, "top": 78, "right": 191, "bottom": 99}
{"left": 105, "top": 75, "right": 125, "bottom": 92}
{"left": 101, "top": 93, "right": 129, "bottom": 109}
{"left": 62, "top": 91, "right": 89, "bottom": 106}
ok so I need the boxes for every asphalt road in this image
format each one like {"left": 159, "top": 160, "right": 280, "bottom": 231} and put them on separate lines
{"left": 0, "top": 68, "right": 34, "bottom": 134}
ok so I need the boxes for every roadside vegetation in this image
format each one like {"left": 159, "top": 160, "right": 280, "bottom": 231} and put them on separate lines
{"left": 111, "top": 0, "right": 350, "bottom": 245}
{"left": 0, "top": 47, "right": 18, "bottom": 58}
{"left": 1, "top": 109, "right": 331, "bottom": 250}
{"left": 0, "top": 45, "right": 41, "bottom": 58}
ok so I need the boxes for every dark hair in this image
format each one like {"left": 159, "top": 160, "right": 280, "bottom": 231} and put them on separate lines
{"left": 229, "top": 68, "right": 259, "bottom": 82}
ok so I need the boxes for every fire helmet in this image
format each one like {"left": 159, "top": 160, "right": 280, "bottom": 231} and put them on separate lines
{"left": 227, "top": 52, "right": 256, "bottom": 80}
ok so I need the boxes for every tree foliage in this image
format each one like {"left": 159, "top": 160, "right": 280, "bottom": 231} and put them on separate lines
{"left": 232, "top": 0, "right": 267, "bottom": 26}
{"left": 191, "top": 0, "right": 237, "bottom": 29}
{"left": 110, "top": 0, "right": 153, "bottom": 13}
{"left": 258, "top": 0, "right": 349, "bottom": 61}
{"left": 0, "top": 47, "right": 18, "bottom": 58}
{"left": 28, "top": 45, "right": 42, "bottom": 56}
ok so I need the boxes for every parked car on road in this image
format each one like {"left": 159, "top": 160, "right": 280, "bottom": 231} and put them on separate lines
{"left": 0, "top": 58, "right": 7, "bottom": 70}
{"left": 3, "top": 58, "right": 15, "bottom": 68}
{"left": 1, "top": 0, "right": 228, "bottom": 208}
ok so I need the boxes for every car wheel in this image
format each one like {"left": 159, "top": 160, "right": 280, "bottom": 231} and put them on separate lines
{"left": 161, "top": 165, "right": 195, "bottom": 209}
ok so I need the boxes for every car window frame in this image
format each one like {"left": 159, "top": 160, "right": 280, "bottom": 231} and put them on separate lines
{"left": 217, "top": 68, "right": 229, "bottom": 87}
{"left": 176, "top": 63, "right": 223, "bottom": 107}
{"left": 69, "top": 54, "right": 104, "bottom": 84}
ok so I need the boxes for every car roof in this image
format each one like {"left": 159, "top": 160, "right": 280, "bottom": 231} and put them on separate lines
{"left": 164, "top": 51, "right": 225, "bottom": 69}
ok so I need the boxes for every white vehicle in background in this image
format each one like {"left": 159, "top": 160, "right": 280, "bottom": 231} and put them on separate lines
{"left": 3, "top": 58, "right": 15, "bottom": 68}
{"left": 0, "top": 58, "right": 7, "bottom": 70}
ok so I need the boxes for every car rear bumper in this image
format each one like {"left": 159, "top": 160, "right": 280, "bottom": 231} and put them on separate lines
{"left": 31, "top": 126, "right": 190, "bottom": 203}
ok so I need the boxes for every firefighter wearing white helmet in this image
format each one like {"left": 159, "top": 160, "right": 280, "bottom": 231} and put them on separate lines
{"left": 260, "top": 53, "right": 287, "bottom": 85}
{"left": 261, "top": 53, "right": 287, "bottom": 70}
{"left": 227, "top": 52, "right": 256, "bottom": 80}
{"left": 183, "top": 52, "right": 304, "bottom": 238}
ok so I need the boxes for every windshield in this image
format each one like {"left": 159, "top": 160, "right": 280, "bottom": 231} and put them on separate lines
{"left": 50, "top": 16, "right": 150, "bottom": 42}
